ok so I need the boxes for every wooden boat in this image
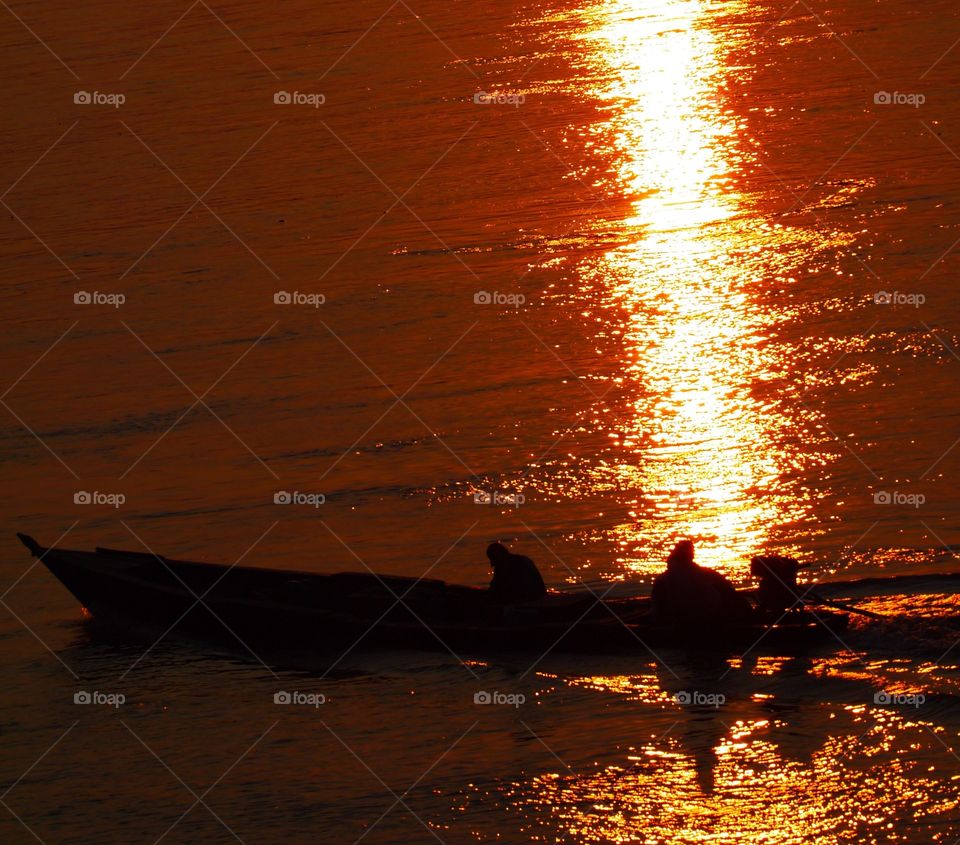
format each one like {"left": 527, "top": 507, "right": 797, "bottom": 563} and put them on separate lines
{"left": 16, "top": 533, "right": 849, "bottom": 656}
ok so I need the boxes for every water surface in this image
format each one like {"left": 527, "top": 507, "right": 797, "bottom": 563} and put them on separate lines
{"left": 2, "top": 0, "right": 960, "bottom": 841}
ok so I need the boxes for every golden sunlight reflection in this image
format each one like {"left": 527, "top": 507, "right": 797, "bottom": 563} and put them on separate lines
{"left": 564, "top": 0, "right": 856, "bottom": 577}
{"left": 464, "top": 3, "right": 960, "bottom": 844}
{"left": 482, "top": 659, "right": 957, "bottom": 844}
{"left": 517, "top": 717, "right": 943, "bottom": 843}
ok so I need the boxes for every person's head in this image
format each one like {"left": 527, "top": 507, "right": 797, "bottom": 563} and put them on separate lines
{"left": 667, "top": 540, "right": 695, "bottom": 571}
{"left": 486, "top": 542, "right": 510, "bottom": 568}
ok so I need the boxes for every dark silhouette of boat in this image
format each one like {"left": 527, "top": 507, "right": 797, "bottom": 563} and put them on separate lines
{"left": 16, "top": 533, "right": 849, "bottom": 656}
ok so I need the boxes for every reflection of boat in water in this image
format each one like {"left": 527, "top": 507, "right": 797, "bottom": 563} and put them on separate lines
{"left": 17, "top": 534, "right": 848, "bottom": 656}
{"left": 653, "top": 652, "right": 874, "bottom": 795}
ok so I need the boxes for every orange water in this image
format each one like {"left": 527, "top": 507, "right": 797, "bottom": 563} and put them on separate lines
{"left": 2, "top": 0, "right": 960, "bottom": 841}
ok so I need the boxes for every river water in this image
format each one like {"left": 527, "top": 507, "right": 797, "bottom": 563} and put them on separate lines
{"left": 2, "top": 0, "right": 960, "bottom": 841}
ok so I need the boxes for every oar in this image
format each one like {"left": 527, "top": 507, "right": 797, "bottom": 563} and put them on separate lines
{"left": 806, "top": 590, "right": 887, "bottom": 620}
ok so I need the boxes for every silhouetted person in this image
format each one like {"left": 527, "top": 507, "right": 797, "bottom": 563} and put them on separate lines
{"left": 487, "top": 542, "right": 546, "bottom": 603}
{"left": 651, "top": 540, "right": 752, "bottom": 624}
{"left": 751, "top": 555, "right": 805, "bottom": 614}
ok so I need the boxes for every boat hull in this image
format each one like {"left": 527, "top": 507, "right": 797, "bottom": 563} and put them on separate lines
{"left": 17, "top": 534, "right": 849, "bottom": 658}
